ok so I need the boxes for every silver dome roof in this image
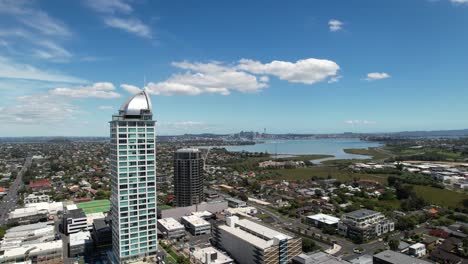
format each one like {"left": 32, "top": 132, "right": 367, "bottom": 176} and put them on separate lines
{"left": 120, "top": 90, "right": 152, "bottom": 115}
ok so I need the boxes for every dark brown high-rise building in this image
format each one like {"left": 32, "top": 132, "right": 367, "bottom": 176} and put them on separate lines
{"left": 174, "top": 148, "right": 204, "bottom": 207}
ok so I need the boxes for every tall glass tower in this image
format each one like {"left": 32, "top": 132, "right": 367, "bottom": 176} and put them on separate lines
{"left": 109, "top": 91, "right": 157, "bottom": 263}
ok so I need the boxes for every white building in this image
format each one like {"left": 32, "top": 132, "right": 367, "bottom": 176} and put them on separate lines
{"left": 24, "top": 194, "right": 50, "bottom": 204}
{"left": 181, "top": 215, "right": 211, "bottom": 236}
{"left": 0, "top": 240, "right": 63, "bottom": 263}
{"left": 306, "top": 213, "right": 340, "bottom": 228}
{"left": 408, "top": 243, "right": 426, "bottom": 257}
{"left": 69, "top": 231, "right": 92, "bottom": 258}
{"left": 109, "top": 91, "right": 158, "bottom": 263}
{"left": 157, "top": 218, "right": 185, "bottom": 239}
{"left": 0, "top": 222, "right": 55, "bottom": 251}
{"left": 213, "top": 216, "right": 302, "bottom": 264}
{"left": 192, "top": 247, "right": 234, "bottom": 264}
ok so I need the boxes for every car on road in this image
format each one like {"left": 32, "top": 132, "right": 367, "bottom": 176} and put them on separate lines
{"left": 353, "top": 247, "right": 363, "bottom": 254}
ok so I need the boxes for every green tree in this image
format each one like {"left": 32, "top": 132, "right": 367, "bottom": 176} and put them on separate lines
{"left": 302, "top": 238, "right": 318, "bottom": 252}
{"left": 389, "top": 239, "right": 400, "bottom": 251}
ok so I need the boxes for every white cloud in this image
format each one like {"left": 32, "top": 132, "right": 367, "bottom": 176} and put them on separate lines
{"left": 32, "top": 40, "right": 73, "bottom": 62}
{"left": 120, "top": 84, "right": 142, "bottom": 94}
{"left": 365, "top": 72, "right": 391, "bottom": 81}
{"left": 450, "top": 0, "right": 468, "bottom": 4}
{"left": 0, "top": 56, "right": 85, "bottom": 83}
{"left": 345, "top": 120, "right": 376, "bottom": 125}
{"left": 85, "top": 0, "right": 152, "bottom": 39}
{"left": 237, "top": 58, "right": 340, "bottom": 84}
{"left": 144, "top": 58, "right": 340, "bottom": 96}
{"left": 98, "top": 105, "right": 113, "bottom": 110}
{"left": 0, "top": 94, "right": 76, "bottom": 124}
{"left": 328, "top": 19, "right": 344, "bottom": 32}
{"left": 0, "top": 0, "right": 71, "bottom": 37}
{"left": 50, "top": 82, "right": 121, "bottom": 98}
{"left": 85, "top": 0, "right": 133, "bottom": 14}
{"left": 103, "top": 17, "right": 152, "bottom": 38}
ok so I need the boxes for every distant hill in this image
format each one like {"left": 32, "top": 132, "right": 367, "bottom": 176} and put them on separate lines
{"left": 391, "top": 129, "right": 468, "bottom": 137}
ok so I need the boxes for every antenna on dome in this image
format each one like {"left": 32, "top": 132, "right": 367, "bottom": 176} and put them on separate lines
{"left": 143, "top": 75, "right": 147, "bottom": 91}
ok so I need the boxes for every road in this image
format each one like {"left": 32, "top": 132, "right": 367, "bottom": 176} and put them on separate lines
{"left": 248, "top": 201, "right": 402, "bottom": 260}
{"left": 0, "top": 156, "right": 32, "bottom": 226}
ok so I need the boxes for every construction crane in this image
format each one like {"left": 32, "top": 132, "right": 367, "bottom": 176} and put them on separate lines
{"left": 202, "top": 147, "right": 211, "bottom": 171}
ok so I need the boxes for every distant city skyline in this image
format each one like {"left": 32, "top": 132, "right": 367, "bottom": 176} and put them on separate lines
{"left": 1, "top": 0, "right": 468, "bottom": 136}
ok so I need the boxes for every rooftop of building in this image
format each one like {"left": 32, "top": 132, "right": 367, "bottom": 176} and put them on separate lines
{"left": 219, "top": 217, "right": 292, "bottom": 249}
{"left": 307, "top": 213, "right": 340, "bottom": 225}
{"left": 192, "top": 247, "right": 233, "bottom": 264}
{"left": 225, "top": 197, "right": 246, "bottom": 203}
{"left": 93, "top": 218, "right": 109, "bottom": 230}
{"left": 158, "top": 217, "right": 184, "bottom": 230}
{"left": 69, "top": 231, "right": 92, "bottom": 247}
{"left": 344, "top": 209, "right": 380, "bottom": 219}
{"left": 293, "top": 251, "right": 350, "bottom": 264}
{"left": 67, "top": 208, "right": 86, "bottom": 219}
{"left": 0, "top": 240, "right": 63, "bottom": 259}
{"left": 176, "top": 148, "right": 201, "bottom": 153}
{"left": 373, "top": 250, "right": 432, "bottom": 264}
{"left": 119, "top": 90, "right": 152, "bottom": 116}
{"left": 235, "top": 218, "right": 292, "bottom": 241}
{"left": 181, "top": 215, "right": 210, "bottom": 227}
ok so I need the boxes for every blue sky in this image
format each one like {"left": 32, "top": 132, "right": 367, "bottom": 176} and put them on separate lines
{"left": 0, "top": 0, "right": 467, "bottom": 136}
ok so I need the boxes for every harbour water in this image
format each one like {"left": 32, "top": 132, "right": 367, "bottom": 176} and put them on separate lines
{"left": 206, "top": 138, "right": 382, "bottom": 162}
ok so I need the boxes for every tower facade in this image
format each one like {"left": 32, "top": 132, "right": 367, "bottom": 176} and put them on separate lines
{"left": 173, "top": 148, "right": 204, "bottom": 207}
{"left": 110, "top": 91, "right": 157, "bottom": 263}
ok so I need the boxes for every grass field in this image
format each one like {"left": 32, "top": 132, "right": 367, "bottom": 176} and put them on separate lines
{"left": 343, "top": 148, "right": 391, "bottom": 160}
{"left": 228, "top": 154, "right": 334, "bottom": 172}
{"left": 413, "top": 185, "right": 466, "bottom": 208}
{"left": 76, "top": 199, "right": 110, "bottom": 214}
{"left": 269, "top": 166, "right": 389, "bottom": 184}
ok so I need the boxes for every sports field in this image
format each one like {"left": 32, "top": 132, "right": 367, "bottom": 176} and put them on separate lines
{"left": 76, "top": 199, "right": 110, "bottom": 214}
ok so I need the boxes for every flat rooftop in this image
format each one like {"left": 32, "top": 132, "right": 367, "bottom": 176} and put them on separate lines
{"left": 219, "top": 218, "right": 292, "bottom": 249}
{"left": 345, "top": 209, "right": 380, "bottom": 219}
{"left": 176, "top": 148, "right": 200, "bottom": 153}
{"left": 67, "top": 208, "right": 86, "bottom": 219}
{"left": 181, "top": 215, "right": 210, "bottom": 227}
{"left": 235, "top": 218, "right": 292, "bottom": 240}
{"left": 192, "top": 247, "right": 233, "bottom": 264}
{"left": 158, "top": 217, "right": 184, "bottom": 230}
{"left": 373, "top": 250, "right": 432, "bottom": 264}
{"left": 307, "top": 213, "right": 340, "bottom": 225}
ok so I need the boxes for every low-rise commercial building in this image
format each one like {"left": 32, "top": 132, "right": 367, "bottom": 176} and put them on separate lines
{"left": 225, "top": 197, "right": 247, "bottom": 208}
{"left": 0, "top": 222, "right": 55, "bottom": 251}
{"left": 158, "top": 200, "right": 228, "bottom": 220}
{"left": 408, "top": 243, "right": 426, "bottom": 257}
{"left": 337, "top": 209, "right": 394, "bottom": 242}
{"left": 24, "top": 194, "right": 50, "bottom": 204}
{"left": 292, "top": 251, "right": 350, "bottom": 264}
{"left": 0, "top": 240, "right": 63, "bottom": 264}
{"left": 62, "top": 208, "right": 87, "bottom": 234}
{"left": 213, "top": 216, "right": 302, "bottom": 264}
{"left": 157, "top": 218, "right": 186, "bottom": 239}
{"left": 373, "top": 250, "right": 432, "bottom": 264}
{"left": 91, "top": 218, "right": 112, "bottom": 249}
{"left": 69, "top": 231, "right": 92, "bottom": 258}
{"left": 306, "top": 213, "right": 340, "bottom": 228}
{"left": 181, "top": 215, "right": 211, "bottom": 236}
{"left": 192, "top": 247, "right": 234, "bottom": 264}
{"left": 7, "top": 207, "right": 48, "bottom": 225}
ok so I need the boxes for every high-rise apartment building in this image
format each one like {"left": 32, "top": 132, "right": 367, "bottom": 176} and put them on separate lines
{"left": 173, "top": 148, "right": 204, "bottom": 207}
{"left": 109, "top": 91, "right": 157, "bottom": 263}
